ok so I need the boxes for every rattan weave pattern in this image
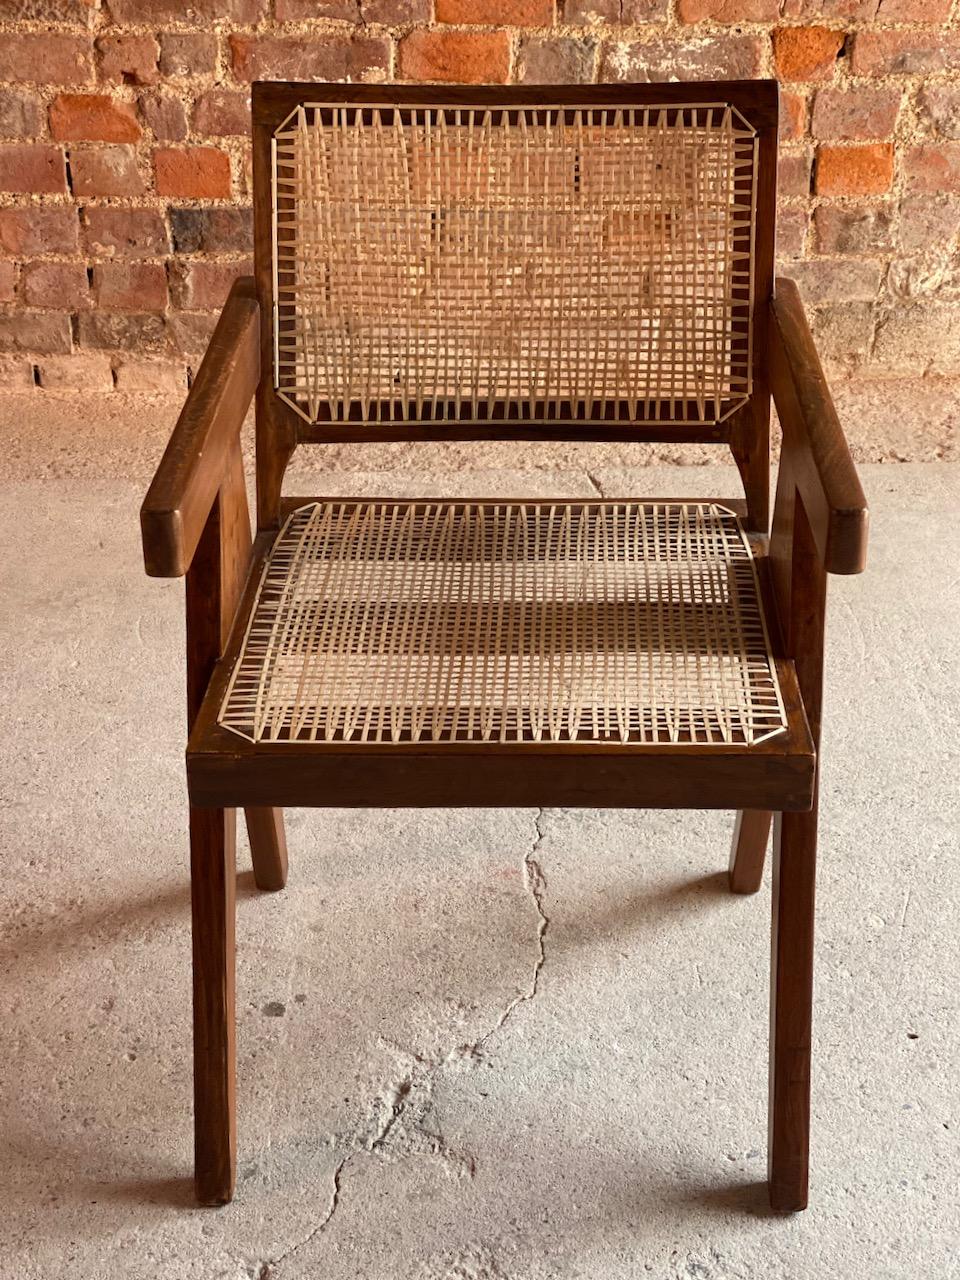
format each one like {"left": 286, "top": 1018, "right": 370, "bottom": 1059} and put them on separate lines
{"left": 271, "top": 103, "right": 758, "bottom": 428}
{"left": 218, "top": 501, "right": 786, "bottom": 747}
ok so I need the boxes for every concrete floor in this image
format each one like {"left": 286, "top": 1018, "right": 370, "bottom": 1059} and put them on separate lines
{"left": 0, "top": 398, "right": 958, "bottom": 1278}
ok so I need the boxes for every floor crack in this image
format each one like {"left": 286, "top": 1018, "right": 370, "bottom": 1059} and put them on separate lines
{"left": 261, "top": 1156, "right": 346, "bottom": 1278}
{"left": 260, "top": 809, "right": 550, "bottom": 1276}
{"left": 476, "top": 807, "right": 549, "bottom": 1044}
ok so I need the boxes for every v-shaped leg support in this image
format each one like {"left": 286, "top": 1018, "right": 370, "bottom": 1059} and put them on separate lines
{"left": 244, "top": 806, "right": 288, "bottom": 891}
{"left": 729, "top": 810, "right": 772, "bottom": 894}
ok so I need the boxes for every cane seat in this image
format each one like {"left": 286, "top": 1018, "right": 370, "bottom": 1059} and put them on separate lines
{"left": 218, "top": 499, "right": 786, "bottom": 748}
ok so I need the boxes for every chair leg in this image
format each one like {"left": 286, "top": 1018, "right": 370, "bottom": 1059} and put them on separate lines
{"left": 729, "top": 809, "right": 772, "bottom": 894}
{"left": 190, "top": 804, "right": 237, "bottom": 1206}
{"left": 244, "top": 806, "right": 288, "bottom": 891}
{"left": 768, "top": 808, "right": 817, "bottom": 1212}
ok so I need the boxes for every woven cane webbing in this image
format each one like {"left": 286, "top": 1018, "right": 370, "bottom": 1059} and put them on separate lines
{"left": 218, "top": 501, "right": 786, "bottom": 747}
{"left": 272, "top": 103, "right": 758, "bottom": 428}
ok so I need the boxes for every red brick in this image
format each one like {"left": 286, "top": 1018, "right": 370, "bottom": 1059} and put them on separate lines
{"left": 159, "top": 33, "right": 218, "bottom": 77}
{"left": 776, "top": 204, "right": 807, "bottom": 257}
{"left": 93, "top": 261, "right": 168, "bottom": 311}
{"left": 870, "top": 0, "right": 950, "bottom": 18}
{"left": 154, "top": 147, "right": 232, "bottom": 198}
{"left": 780, "top": 91, "right": 807, "bottom": 141}
{"left": 564, "top": 0, "right": 667, "bottom": 17}
{"left": 8, "top": 0, "right": 98, "bottom": 19}
{"left": 107, "top": 0, "right": 263, "bottom": 18}
{"left": 0, "top": 207, "right": 79, "bottom": 256}
{"left": 274, "top": 0, "right": 361, "bottom": 15}
{"left": 0, "top": 145, "right": 67, "bottom": 194}
{"left": 230, "top": 35, "right": 390, "bottom": 82}
{"left": 814, "top": 203, "right": 895, "bottom": 254}
{"left": 96, "top": 35, "right": 160, "bottom": 86}
{"left": 679, "top": 0, "right": 779, "bottom": 21}
{"left": 0, "top": 355, "right": 35, "bottom": 390}
{"left": 113, "top": 357, "right": 186, "bottom": 394}
{"left": 0, "top": 312, "right": 73, "bottom": 355}
{"left": 169, "top": 206, "right": 252, "bottom": 253}
{"left": 905, "top": 145, "right": 960, "bottom": 195}
{"left": 0, "top": 35, "right": 93, "bottom": 85}
{"left": 50, "top": 94, "right": 141, "bottom": 143}
{"left": 789, "top": 259, "right": 880, "bottom": 305}
{"left": 919, "top": 87, "right": 960, "bottom": 141}
{"left": 139, "top": 92, "right": 188, "bottom": 142}
{"left": 599, "top": 35, "right": 761, "bottom": 80}
{"left": 167, "top": 310, "right": 218, "bottom": 356}
{"left": 170, "top": 259, "right": 253, "bottom": 310}
{"left": 0, "top": 261, "right": 15, "bottom": 305}
{"left": 809, "top": 305, "right": 875, "bottom": 369}
{"left": 36, "top": 354, "right": 114, "bottom": 391}
{"left": 811, "top": 88, "right": 900, "bottom": 140}
{"left": 361, "top": 0, "right": 432, "bottom": 18}
{"left": 782, "top": 0, "right": 877, "bottom": 14}
{"left": 77, "top": 310, "right": 168, "bottom": 352}
{"left": 772, "top": 27, "right": 844, "bottom": 83}
{"left": 437, "top": 0, "right": 554, "bottom": 21}
{"left": 21, "top": 261, "right": 91, "bottom": 309}
{"left": 69, "top": 144, "right": 145, "bottom": 197}
{"left": 563, "top": 0, "right": 619, "bottom": 17}
{"left": 815, "top": 143, "right": 893, "bottom": 195}
{"left": 82, "top": 207, "right": 169, "bottom": 257}
{"left": 872, "top": 303, "right": 960, "bottom": 376}
{"left": 851, "top": 31, "right": 960, "bottom": 76}
{"left": 518, "top": 36, "right": 596, "bottom": 83}
{"left": 779, "top": 149, "right": 812, "bottom": 196}
{"left": 398, "top": 30, "right": 512, "bottom": 83}
{"left": 192, "top": 90, "right": 251, "bottom": 138}
{"left": 623, "top": 0, "right": 669, "bottom": 15}
{"left": 0, "top": 90, "right": 44, "bottom": 140}
{"left": 899, "top": 195, "right": 960, "bottom": 252}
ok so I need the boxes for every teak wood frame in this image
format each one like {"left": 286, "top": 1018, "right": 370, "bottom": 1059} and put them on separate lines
{"left": 140, "top": 80, "right": 868, "bottom": 1215}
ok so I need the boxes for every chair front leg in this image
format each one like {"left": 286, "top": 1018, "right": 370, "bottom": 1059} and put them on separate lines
{"left": 768, "top": 806, "right": 817, "bottom": 1211}
{"left": 190, "top": 803, "right": 237, "bottom": 1205}
{"left": 729, "top": 810, "right": 772, "bottom": 894}
{"left": 765, "top": 430, "right": 830, "bottom": 1212}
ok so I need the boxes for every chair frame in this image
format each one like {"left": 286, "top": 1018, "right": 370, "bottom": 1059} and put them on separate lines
{"left": 140, "top": 79, "right": 868, "bottom": 1214}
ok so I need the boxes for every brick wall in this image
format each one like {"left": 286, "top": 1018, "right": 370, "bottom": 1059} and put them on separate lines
{"left": 1, "top": 0, "right": 958, "bottom": 395}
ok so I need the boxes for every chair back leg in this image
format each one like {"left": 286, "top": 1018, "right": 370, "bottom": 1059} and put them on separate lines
{"left": 244, "top": 806, "right": 288, "bottom": 891}
{"left": 729, "top": 810, "right": 772, "bottom": 894}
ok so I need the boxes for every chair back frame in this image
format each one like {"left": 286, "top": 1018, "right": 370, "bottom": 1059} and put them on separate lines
{"left": 251, "top": 80, "right": 779, "bottom": 532}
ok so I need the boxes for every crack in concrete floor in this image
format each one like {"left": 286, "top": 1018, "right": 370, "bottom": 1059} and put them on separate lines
{"left": 260, "top": 809, "right": 551, "bottom": 1277}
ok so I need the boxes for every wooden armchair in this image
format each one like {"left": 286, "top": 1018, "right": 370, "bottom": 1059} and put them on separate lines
{"left": 141, "top": 80, "right": 867, "bottom": 1213}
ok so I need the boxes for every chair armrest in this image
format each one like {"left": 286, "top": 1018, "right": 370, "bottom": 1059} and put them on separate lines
{"left": 770, "top": 277, "right": 869, "bottom": 575}
{"left": 140, "top": 277, "right": 259, "bottom": 577}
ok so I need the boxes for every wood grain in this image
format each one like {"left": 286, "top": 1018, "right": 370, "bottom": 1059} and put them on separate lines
{"left": 189, "top": 802, "right": 237, "bottom": 1205}
{"left": 729, "top": 809, "right": 773, "bottom": 894}
{"left": 244, "top": 806, "right": 288, "bottom": 891}
{"left": 770, "top": 279, "right": 869, "bottom": 576}
{"left": 141, "top": 278, "right": 259, "bottom": 578}
{"left": 183, "top": 441, "right": 287, "bottom": 1204}
{"left": 253, "top": 79, "right": 780, "bottom": 130}
{"left": 768, "top": 495, "right": 826, "bottom": 1212}
{"left": 186, "top": 500, "right": 239, "bottom": 1205}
